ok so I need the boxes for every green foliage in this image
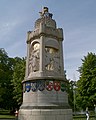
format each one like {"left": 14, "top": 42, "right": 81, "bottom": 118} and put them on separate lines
{"left": 67, "top": 80, "right": 74, "bottom": 110}
{"left": 11, "top": 57, "right": 26, "bottom": 106}
{"left": 0, "top": 48, "right": 15, "bottom": 109}
{"left": 76, "top": 52, "right": 96, "bottom": 110}
{"left": 67, "top": 80, "right": 77, "bottom": 111}
{"left": 0, "top": 48, "right": 26, "bottom": 110}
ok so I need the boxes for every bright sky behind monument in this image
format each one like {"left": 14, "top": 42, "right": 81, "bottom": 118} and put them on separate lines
{"left": 0, "top": 0, "right": 96, "bottom": 80}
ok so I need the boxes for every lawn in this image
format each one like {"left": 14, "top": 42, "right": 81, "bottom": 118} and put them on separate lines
{"left": 0, "top": 115, "right": 15, "bottom": 119}
{"left": 73, "top": 118, "right": 95, "bottom": 120}
{"left": 0, "top": 110, "right": 15, "bottom": 119}
{"left": 0, "top": 110, "right": 95, "bottom": 120}
{"left": 73, "top": 114, "right": 95, "bottom": 120}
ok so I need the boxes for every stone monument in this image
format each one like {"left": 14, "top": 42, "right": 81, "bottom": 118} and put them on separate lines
{"left": 18, "top": 7, "right": 72, "bottom": 120}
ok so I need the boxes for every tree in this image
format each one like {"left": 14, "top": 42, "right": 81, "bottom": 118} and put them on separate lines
{"left": 11, "top": 57, "right": 26, "bottom": 107}
{"left": 67, "top": 79, "right": 77, "bottom": 111}
{"left": 0, "top": 48, "right": 26, "bottom": 110}
{"left": 0, "top": 48, "right": 15, "bottom": 109}
{"left": 76, "top": 52, "right": 96, "bottom": 110}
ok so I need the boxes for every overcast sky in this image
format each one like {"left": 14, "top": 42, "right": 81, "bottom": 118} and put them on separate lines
{"left": 0, "top": 0, "right": 96, "bottom": 80}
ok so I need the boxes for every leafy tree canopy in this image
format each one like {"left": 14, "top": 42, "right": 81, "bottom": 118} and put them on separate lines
{"left": 11, "top": 57, "right": 26, "bottom": 106}
{"left": 0, "top": 48, "right": 15, "bottom": 109}
{"left": 0, "top": 48, "right": 26, "bottom": 110}
{"left": 76, "top": 52, "right": 96, "bottom": 110}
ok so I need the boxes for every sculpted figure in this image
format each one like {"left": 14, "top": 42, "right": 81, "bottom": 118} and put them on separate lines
{"left": 29, "top": 43, "right": 40, "bottom": 73}
{"left": 45, "top": 48, "right": 52, "bottom": 70}
{"left": 53, "top": 52, "right": 60, "bottom": 72}
{"left": 45, "top": 47, "right": 60, "bottom": 72}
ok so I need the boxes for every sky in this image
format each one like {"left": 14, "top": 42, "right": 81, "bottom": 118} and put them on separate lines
{"left": 0, "top": 0, "right": 96, "bottom": 80}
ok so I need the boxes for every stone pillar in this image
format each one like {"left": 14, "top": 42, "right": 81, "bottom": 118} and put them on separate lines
{"left": 18, "top": 7, "right": 72, "bottom": 120}
{"left": 25, "top": 43, "right": 30, "bottom": 78}
{"left": 39, "top": 35, "right": 45, "bottom": 73}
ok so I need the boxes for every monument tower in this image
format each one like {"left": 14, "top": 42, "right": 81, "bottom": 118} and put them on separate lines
{"left": 19, "top": 7, "right": 72, "bottom": 120}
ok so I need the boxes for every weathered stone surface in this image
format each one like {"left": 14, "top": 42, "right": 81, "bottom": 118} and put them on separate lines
{"left": 19, "top": 109, "right": 72, "bottom": 120}
{"left": 19, "top": 7, "right": 72, "bottom": 120}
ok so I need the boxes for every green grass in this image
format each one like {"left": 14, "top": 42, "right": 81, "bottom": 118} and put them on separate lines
{"left": 73, "top": 114, "right": 95, "bottom": 120}
{"left": 0, "top": 110, "right": 95, "bottom": 120}
{"left": 0, "top": 110, "right": 15, "bottom": 119}
{"left": 0, "top": 115, "right": 15, "bottom": 119}
{"left": 73, "top": 117, "right": 95, "bottom": 120}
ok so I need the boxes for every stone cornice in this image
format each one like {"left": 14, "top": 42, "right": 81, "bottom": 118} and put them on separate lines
{"left": 27, "top": 27, "right": 63, "bottom": 44}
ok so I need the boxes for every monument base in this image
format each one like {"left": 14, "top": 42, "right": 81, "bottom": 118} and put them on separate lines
{"left": 18, "top": 108, "right": 72, "bottom": 120}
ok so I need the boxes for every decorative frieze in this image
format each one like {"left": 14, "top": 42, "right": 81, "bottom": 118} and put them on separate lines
{"left": 23, "top": 80, "right": 67, "bottom": 92}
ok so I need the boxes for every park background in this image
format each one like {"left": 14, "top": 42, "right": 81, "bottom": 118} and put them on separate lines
{"left": 0, "top": 0, "right": 96, "bottom": 119}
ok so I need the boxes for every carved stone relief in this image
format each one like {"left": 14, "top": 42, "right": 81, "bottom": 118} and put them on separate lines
{"left": 45, "top": 47, "right": 60, "bottom": 72}
{"left": 29, "top": 42, "right": 40, "bottom": 74}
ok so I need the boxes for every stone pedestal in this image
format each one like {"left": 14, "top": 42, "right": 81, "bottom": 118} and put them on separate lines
{"left": 19, "top": 79, "right": 72, "bottom": 120}
{"left": 19, "top": 109, "right": 72, "bottom": 120}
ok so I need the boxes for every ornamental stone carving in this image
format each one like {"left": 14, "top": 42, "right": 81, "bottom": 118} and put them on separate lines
{"left": 29, "top": 42, "right": 40, "bottom": 74}
{"left": 45, "top": 47, "right": 60, "bottom": 72}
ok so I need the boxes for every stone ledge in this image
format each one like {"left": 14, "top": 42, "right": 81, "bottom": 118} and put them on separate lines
{"left": 20, "top": 105, "right": 71, "bottom": 109}
{"left": 18, "top": 109, "right": 73, "bottom": 120}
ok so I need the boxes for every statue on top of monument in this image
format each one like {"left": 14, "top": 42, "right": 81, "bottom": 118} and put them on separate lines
{"left": 39, "top": 7, "right": 53, "bottom": 18}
